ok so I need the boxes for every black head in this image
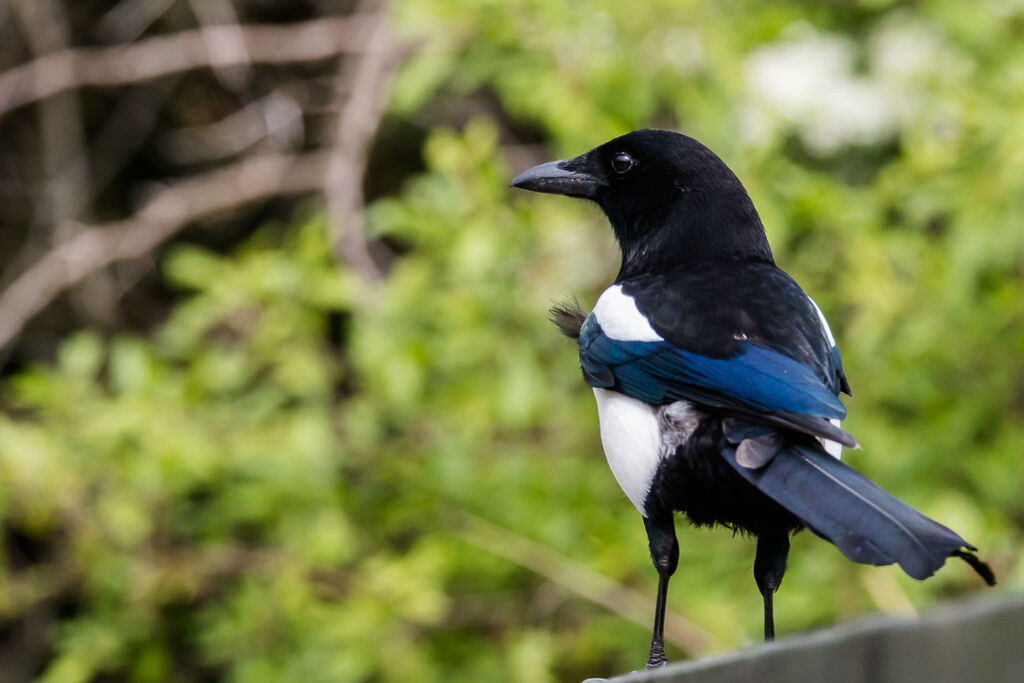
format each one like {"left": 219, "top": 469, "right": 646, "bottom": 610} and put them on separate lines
{"left": 511, "top": 129, "right": 773, "bottom": 279}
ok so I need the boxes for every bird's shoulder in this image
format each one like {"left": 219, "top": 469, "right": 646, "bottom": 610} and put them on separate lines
{"left": 614, "top": 262, "right": 839, "bottom": 385}
{"left": 589, "top": 260, "right": 849, "bottom": 396}
{"left": 578, "top": 262, "right": 854, "bottom": 444}
{"left": 619, "top": 262, "right": 815, "bottom": 351}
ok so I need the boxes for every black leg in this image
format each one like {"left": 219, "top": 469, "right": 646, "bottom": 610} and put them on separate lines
{"left": 762, "top": 582, "right": 775, "bottom": 640}
{"left": 643, "top": 513, "right": 678, "bottom": 669}
{"left": 753, "top": 533, "right": 790, "bottom": 642}
{"left": 647, "top": 571, "right": 670, "bottom": 668}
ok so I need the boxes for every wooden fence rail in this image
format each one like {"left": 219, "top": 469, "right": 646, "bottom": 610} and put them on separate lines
{"left": 602, "top": 593, "right": 1024, "bottom": 683}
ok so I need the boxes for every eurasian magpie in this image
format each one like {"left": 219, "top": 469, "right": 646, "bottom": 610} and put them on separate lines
{"left": 510, "top": 129, "right": 994, "bottom": 669}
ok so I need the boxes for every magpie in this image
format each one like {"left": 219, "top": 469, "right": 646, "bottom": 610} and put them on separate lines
{"left": 510, "top": 129, "right": 995, "bottom": 669}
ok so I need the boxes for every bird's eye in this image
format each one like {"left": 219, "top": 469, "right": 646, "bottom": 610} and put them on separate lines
{"left": 611, "top": 153, "right": 635, "bottom": 174}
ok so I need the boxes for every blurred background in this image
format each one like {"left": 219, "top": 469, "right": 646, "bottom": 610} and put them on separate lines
{"left": 0, "top": 0, "right": 1021, "bottom": 680}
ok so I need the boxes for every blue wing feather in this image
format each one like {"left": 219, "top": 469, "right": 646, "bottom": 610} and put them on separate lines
{"left": 580, "top": 316, "right": 846, "bottom": 420}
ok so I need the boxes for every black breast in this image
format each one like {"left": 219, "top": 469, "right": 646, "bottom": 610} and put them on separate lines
{"left": 643, "top": 416, "right": 802, "bottom": 537}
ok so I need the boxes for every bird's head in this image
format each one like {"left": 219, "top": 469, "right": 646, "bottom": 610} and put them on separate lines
{"left": 511, "top": 129, "right": 773, "bottom": 279}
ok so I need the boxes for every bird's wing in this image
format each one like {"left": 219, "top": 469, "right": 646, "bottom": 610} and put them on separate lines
{"left": 580, "top": 317, "right": 855, "bottom": 447}
{"left": 579, "top": 264, "right": 856, "bottom": 447}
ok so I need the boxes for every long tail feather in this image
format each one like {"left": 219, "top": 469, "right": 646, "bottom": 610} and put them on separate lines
{"left": 722, "top": 442, "right": 995, "bottom": 584}
{"left": 953, "top": 549, "right": 996, "bottom": 586}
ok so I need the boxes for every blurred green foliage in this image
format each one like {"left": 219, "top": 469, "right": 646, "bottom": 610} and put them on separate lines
{"left": 1, "top": 0, "right": 1023, "bottom": 680}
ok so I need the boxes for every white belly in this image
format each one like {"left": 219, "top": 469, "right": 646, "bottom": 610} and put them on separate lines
{"left": 592, "top": 388, "right": 664, "bottom": 515}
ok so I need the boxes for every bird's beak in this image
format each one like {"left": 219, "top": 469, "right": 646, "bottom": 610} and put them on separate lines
{"left": 510, "top": 158, "right": 601, "bottom": 199}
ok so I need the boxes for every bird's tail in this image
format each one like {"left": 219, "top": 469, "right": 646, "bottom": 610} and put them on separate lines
{"left": 723, "top": 442, "right": 995, "bottom": 585}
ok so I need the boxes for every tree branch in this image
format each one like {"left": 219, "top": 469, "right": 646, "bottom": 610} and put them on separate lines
{"left": 0, "top": 151, "right": 330, "bottom": 351}
{"left": 155, "top": 89, "right": 304, "bottom": 165}
{"left": 0, "top": 14, "right": 376, "bottom": 118}
{"left": 10, "top": 0, "right": 91, "bottom": 228}
{"left": 188, "top": 0, "right": 253, "bottom": 93}
{"left": 324, "top": 4, "right": 402, "bottom": 281}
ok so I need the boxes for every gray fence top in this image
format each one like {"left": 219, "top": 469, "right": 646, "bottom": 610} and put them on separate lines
{"left": 600, "top": 593, "right": 1024, "bottom": 683}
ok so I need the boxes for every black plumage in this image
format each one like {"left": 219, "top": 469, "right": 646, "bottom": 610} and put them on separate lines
{"left": 512, "top": 129, "right": 994, "bottom": 669}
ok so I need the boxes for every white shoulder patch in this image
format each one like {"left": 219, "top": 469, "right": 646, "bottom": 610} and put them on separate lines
{"left": 807, "top": 297, "right": 836, "bottom": 348}
{"left": 593, "top": 285, "right": 663, "bottom": 342}
{"left": 592, "top": 388, "right": 663, "bottom": 515}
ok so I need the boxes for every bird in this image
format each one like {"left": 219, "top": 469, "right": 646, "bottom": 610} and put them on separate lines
{"left": 510, "top": 129, "right": 995, "bottom": 669}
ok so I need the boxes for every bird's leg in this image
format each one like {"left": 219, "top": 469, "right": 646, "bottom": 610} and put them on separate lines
{"left": 753, "top": 533, "right": 790, "bottom": 641}
{"left": 643, "top": 513, "right": 678, "bottom": 669}
{"left": 648, "top": 569, "right": 670, "bottom": 668}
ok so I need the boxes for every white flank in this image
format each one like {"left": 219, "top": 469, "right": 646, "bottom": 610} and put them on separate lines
{"left": 807, "top": 299, "right": 843, "bottom": 459}
{"left": 819, "top": 418, "right": 843, "bottom": 460}
{"left": 807, "top": 296, "right": 836, "bottom": 347}
{"left": 592, "top": 388, "right": 663, "bottom": 515}
{"left": 592, "top": 285, "right": 663, "bottom": 342}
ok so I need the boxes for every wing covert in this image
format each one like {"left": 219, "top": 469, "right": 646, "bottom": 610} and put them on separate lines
{"left": 579, "top": 315, "right": 854, "bottom": 446}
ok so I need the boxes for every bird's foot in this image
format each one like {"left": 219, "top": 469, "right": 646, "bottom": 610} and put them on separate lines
{"left": 646, "top": 641, "right": 668, "bottom": 669}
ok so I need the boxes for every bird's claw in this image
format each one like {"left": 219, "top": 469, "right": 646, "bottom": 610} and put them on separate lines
{"left": 645, "top": 643, "right": 668, "bottom": 669}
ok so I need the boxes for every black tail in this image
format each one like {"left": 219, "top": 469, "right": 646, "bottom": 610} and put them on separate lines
{"left": 723, "top": 443, "right": 995, "bottom": 585}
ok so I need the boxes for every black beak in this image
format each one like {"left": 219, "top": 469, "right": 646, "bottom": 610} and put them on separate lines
{"left": 510, "top": 159, "right": 601, "bottom": 199}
